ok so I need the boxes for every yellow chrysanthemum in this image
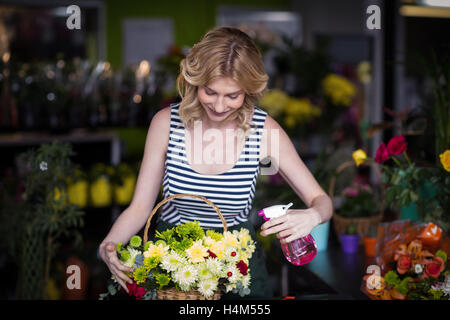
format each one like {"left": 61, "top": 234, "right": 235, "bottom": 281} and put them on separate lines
{"left": 283, "top": 97, "right": 321, "bottom": 128}
{"left": 133, "top": 266, "right": 148, "bottom": 285}
{"left": 144, "top": 243, "right": 168, "bottom": 259}
{"left": 237, "top": 229, "right": 252, "bottom": 248}
{"left": 322, "top": 74, "right": 356, "bottom": 106}
{"left": 223, "top": 232, "right": 239, "bottom": 248}
{"left": 209, "top": 241, "right": 226, "bottom": 260}
{"left": 352, "top": 149, "right": 367, "bottom": 167}
{"left": 186, "top": 240, "right": 208, "bottom": 263}
{"left": 440, "top": 150, "right": 450, "bottom": 172}
{"left": 259, "top": 89, "right": 289, "bottom": 118}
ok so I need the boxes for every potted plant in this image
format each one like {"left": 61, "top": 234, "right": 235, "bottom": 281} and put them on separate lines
{"left": 352, "top": 136, "right": 450, "bottom": 231}
{"left": 363, "top": 225, "right": 378, "bottom": 257}
{"left": 329, "top": 160, "right": 384, "bottom": 241}
{"left": 339, "top": 222, "right": 360, "bottom": 254}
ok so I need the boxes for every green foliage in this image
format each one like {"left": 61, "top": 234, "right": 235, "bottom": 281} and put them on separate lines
{"left": 429, "top": 51, "right": 450, "bottom": 164}
{"left": 345, "top": 222, "right": 357, "bottom": 235}
{"left": 384, "top": 271, "right": 400, "bottom": 286}
{"left": 175, "top": 221, "right": 205, "bottom": 241}
{"left": 339, "top": 188, "right": 379, "bottom": 218}
{"left": 15, "top": 141, "right": 85, "bottom": 299}
{"left": 384, "top": 165, "right": 450, "bottom": 232}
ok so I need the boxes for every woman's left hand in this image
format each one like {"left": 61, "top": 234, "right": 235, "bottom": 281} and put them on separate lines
{"left": 260, "top": 208, "right": 321, "bottom": 244}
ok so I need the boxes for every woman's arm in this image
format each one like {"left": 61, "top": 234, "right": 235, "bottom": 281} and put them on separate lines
{"left": 101, "top": 107, "right": 170, "bottom": 244}
{"left": 98, "top": 106, "right": 170, "bottom": 290}
{"left": 260, "top": 115, "right": 333, "bottom": 243}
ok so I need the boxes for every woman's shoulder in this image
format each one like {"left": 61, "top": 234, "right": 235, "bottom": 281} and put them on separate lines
{"left": 149, "top": 105, "right": 172, "bottom": 134}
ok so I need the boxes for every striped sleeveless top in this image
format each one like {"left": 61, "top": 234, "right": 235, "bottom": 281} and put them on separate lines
{"left": 159, "top": 102, "right": 268, "bottom": 228}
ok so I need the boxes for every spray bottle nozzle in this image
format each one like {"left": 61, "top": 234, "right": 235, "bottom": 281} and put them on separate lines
{"left": 258, "top": 202, "right": 294, "bottom": 221}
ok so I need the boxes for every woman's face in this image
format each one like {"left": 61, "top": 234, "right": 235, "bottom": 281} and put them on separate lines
{"left": 197, "top": 77, "right": 245, "bottom": 125}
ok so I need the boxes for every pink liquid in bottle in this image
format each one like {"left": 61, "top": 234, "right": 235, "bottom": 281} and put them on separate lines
{"left": 280, "top": 234, "right": 317, "bottom": 266}
{"left": 258, "top": 203, "right": 317, "bottom": 266}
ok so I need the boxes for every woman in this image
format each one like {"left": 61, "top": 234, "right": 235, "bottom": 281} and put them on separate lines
{"left": 99, "top": 26, "right": 333, "bottom": 298}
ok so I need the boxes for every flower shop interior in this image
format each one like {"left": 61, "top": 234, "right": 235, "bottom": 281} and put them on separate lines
{"left": 0, "top": 0, "right": 449, "bottom": 301}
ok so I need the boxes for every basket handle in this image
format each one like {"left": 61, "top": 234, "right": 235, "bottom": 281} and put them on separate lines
{"left": 143, "top": 193, "right": 228, "bottom": 244}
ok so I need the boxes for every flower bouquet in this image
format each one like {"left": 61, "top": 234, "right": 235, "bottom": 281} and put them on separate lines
{"left": 353, "top": 136, "right": 450, "bottom": 226}
{"left": 362, "top": 221, "right": 450, "bottom": 300}
{"left": 100, "top": 194, "right": 255, "bottom": 300}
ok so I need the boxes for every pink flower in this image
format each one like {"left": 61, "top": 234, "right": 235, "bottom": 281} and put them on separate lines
{"left": 387, "top": 136, "right": 407, "bottom": 156}
{"left": 375, "top": 142, "right": 390, "bottom": 164}
{"left": 396, "top": 255, "right": 411, "bottom": 275}
{"left": 343, "top": 187, "right": 358, "bottom": 197}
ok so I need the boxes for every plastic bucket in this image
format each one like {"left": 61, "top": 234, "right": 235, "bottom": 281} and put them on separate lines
{"left": 339, "top": 234, "right": 360, "bottom": 254}
{"left": 310, "top": 220, "right": 330, "bottom": 252}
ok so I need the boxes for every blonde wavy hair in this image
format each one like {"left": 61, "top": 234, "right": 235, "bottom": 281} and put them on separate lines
{"left": 176, "top": 26, "right": 269, "bottom": 138}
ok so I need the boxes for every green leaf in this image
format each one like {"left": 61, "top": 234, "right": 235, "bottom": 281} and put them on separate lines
{"left": 410, "top": 191, "right": 419, "bottom": 202}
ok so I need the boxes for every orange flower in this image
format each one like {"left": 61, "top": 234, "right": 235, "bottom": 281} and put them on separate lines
{"left": 397, "top": 255, "right": 411, "bottom": 274}
{"left": 423, "top": 256, "right": 445, "bottom": 279}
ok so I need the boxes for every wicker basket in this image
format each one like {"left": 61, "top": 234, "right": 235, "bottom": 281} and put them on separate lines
{"left": 329, "top": 160, "right": 384, "bottom": 241}
{"left": 143, "top": 193, "right": 228, "bottom": 300}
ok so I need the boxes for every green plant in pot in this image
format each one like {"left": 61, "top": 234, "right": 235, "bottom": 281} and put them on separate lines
{"left": 16, "top": 141, "right": 85, "bottom": 299}
{"left": 329, "top": 160, "right": 384, "bottom": 241}
{"left": 339, "top": 222, "right": 360, "bottom": 254}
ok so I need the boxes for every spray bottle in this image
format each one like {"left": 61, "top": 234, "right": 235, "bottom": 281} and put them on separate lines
{"left": 258, "top": 202, "right": 317, "bottom": 266}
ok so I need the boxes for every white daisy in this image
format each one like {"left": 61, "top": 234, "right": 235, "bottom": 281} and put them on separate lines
{"left": 196, "top": 261, "right": 214, "bottom": 281}
{"left": 173, "top": 265, "right": 198, "bottom": 289}
{"left": 205, "top": 258, "right": 223, "bottom": 276}
{"left": 414, "top": 264, "right": 423, "bottom": 274}
{"left": 197, "top": 279, "right": 218, "bottom": 298}
{"left": 225, "top": 247, "right": 240, "bottom": 263}
{"left": 123, "top": 247, "right": 140, "bottom": 268}
{"left": 161, "top": 252, "right": 186, "bottom": 272}
{"left": 224, "top": 264, "right": 240, "bottom": 283}
{"left": 241, "top": 274, "right": 251, "bottom": 288}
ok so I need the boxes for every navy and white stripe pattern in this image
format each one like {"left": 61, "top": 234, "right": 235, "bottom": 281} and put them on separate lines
{"left": 159, "top": 102, "right": 267, "bottom": 228}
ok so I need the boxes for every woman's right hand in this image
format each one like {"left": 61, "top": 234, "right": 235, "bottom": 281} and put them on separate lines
{"left": 99, "top": 241, "right": 134, "bottom": 293}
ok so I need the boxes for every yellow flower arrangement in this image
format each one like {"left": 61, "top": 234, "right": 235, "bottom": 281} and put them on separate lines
{"left": 322, "top": 73, "right": 356, "bottom": 106}
{"left": 259, "top": 89, "right": 289, "bottom": 118}
{"left": 102, "top": 221, "right": 256, "bottom": 300}
{"left": 284, "top": 97, "right": 321, "bottom": 128}
{"left": 259, "top": 89, "right": 321, "bottom": 129}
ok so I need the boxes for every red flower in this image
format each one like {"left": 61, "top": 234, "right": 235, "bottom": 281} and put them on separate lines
{"left": 206, "top": 250, "right": 217, "bottom": 259}
{"left": 396, "top": 255, "right": 411, "bottom": 274}
{"left": 423, "top": 256, "right": 445, "bottom": 279}
{"left": 236, "top": 260, "right": 248, "bottom": 276}
{"left": 126, "top": 281, "right": 148, "bottom": 300}
{"left": 387, "top": 136, "right": 407, "bottom": 156}
{"left": 375, "top": 142, "right": 390, "bottom": 163}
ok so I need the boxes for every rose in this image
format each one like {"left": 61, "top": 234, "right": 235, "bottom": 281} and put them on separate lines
{"left": 126, "top": 281, "right": 148, "bottom": 300}
{"left": 352, "top": 149, "right": 367, "bottom": 167}
{"left": 387, "top": 136, "right": 407, "bottom": 156}
{"left": 423, "top": 256, "right": 445, "bottom": 279}
{"left": 236, "top": 260, "right": 248, "bottom": 276}
{"left": 375, "top": 142, "right": 390, "bottom": 164}
{"left": 396, "top": 255, "right": 411, "bottom": 274}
